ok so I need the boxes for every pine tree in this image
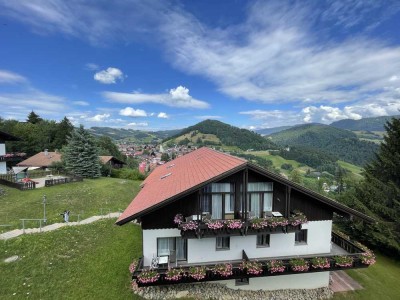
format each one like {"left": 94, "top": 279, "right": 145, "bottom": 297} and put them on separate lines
{"left": 348, "top": 117, "right": 400, "bottom": 256}
{"left": 63, "top": 125, "right": 101, "bottom": 178}
{"left": 27, "top": 111, "right": 42, "bottom": 124}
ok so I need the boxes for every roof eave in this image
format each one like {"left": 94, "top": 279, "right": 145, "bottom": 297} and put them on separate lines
{"left": 116, "top": 163, "right": 247, "bottom": 225}
{"left": 247, "top": 163, "right": 375, "bottom": 223}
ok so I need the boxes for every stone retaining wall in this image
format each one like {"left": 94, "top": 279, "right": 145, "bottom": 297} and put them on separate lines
{"left": 132, "top": 282, "right": 333, "bottom": 300}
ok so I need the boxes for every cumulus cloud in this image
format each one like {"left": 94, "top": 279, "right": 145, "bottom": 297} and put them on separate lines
{"left": 127, "top": 122, "right": 148, "bottom": 127}
{"left": 87, "top": 113, "right": 110, "bottom": 122}
{"left": 103, "top": 85, "right": 209, "bottom": 109}
{"left": 85, "top": 63, "right": 99, "bottom": 71}
{"left": 157, "top": 112, "right": 169, "bottom": 118}
{"left": 72, "top": 101, "right": 89, "bottom": 106}
{"left": 94, "top": 67, "right": 123, "bottom": 84}
{"left": 0, "top": 70, "right": 27, "bottom": 84}
{"left": 119, "top": 107, "right": 147, "bottom": 117}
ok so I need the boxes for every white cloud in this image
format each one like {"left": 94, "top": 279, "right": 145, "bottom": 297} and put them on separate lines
{"left": 72, "top": 101, "right": 89, "bottom": 106}
{"left": 0, "top": 70, "right": 27, "bottom": 84}
{"left": 159, "top": 1, "right": 400, "bottom": 107}
{"left": 103, "top": 85, "right": 209, "bottom": 109}
{"left": 127, "top": 122, "right": 148, "bottom": 127}
{"left": 94, "top": 67, "right": 123, "bottom": 84}
{"left": 87, "top": 113, "right": 110, "bottom": 122}
{"left": 119, "top": 107, "right": 147, "bottom": 117}
{"left": 85, "top": 63, "right": 99, "bottom": 71}
{"left": 195, "top": 115, "right": 222, "bottom": 120}
{"left": 389, "top": 75, "right": 399, "bottom": 82}
{"left": 157, "top": 112, "right": 169, "bottom": 119}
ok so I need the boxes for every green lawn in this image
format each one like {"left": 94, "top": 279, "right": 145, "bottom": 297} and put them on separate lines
{"left": 333, "top": 254, "right": 400, "bottom": 300}
{"left": 0, "top": 219, "right": 142, "bottom": 300}
{"left": 337, "top": 161, "right": 364, "bottom": 180}
{"left": 0, "top": 178, "right": 140, "bottom": 231}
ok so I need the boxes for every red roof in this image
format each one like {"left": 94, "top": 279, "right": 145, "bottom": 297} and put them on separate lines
{"left": 116, "top": 147, "right": 247, "bottom": 224}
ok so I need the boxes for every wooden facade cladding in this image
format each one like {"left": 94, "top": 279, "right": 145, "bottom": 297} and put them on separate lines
{"left": 141, "top": 167, "right": 336, "bottom": 230}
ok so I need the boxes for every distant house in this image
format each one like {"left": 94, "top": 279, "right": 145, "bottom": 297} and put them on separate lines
{"left": 99, "top": 156, "right": 125, "bottom": 168}
{"left": 17, "top": 150, "right": 61, "bottom": 169}
{"left": 18, "top": 151, "right": 124, "bottom": 170}
{"left": 117, "top": 147, "right": 374, "bottom": 290}
{"left": 0, "top": 130, "right": 21, "bottom": 174}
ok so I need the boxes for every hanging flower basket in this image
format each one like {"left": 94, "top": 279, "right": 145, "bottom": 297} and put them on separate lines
{"left": 188, "top": 266, "right": 207, "bottom": 281}
{"left": 239, "top": 260, "right": 263, "bottom": 275}
{"left": 289, "top": 258, "right": 309, "bottom": 272}
{"left": 165, "top": 268, "right": 185, "bottom": 281}
{"left": 360, "top": 251, "right": 376, "bottom": 265}
{"left": 334, "top": 255, "right": 353, "bottom": 268}
{"left": 174, "top": 214, "right": 184, "bottom": 225}
{"left": 266, "top": 260, "right": 285, "bottom": 273}
{"left": 212, "top": 263, "right": 233, "bottom": 277}
{"left": 310, "top": 257, "right": 331, "bottom": 269}
{"left": 137, "top": 269, "right": 160, "bottom": 284}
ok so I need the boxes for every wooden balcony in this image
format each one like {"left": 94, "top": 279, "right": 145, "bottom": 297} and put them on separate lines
{"left": 0, "top": 153, "right": 26, "bottom": 162}
{"left": 177, "top": 215, "right": 304, "bottom": 239}
{"left": 131, "top": 232, "right": 373, "bottom": 287}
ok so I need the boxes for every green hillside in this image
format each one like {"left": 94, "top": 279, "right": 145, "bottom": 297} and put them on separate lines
{"left": 89, "top": 127, "right": 181, "bottom": 143}
{"left": 165, "top": 119, "right": 278, "bottom": 151}
{"left": 255, "top": 126, "right": 293, "bottom": 136}
{"left": 269, "top": 124, "right": 378, "bottom": 166}
{"left": 330, "top": 115, "right": 400, "bottom": 131}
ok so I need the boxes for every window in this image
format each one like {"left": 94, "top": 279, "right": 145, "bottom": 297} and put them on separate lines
{"left": 295, "top": 229, "right": 308, "bottom": 245}
{"left": 247, "top": 182, "right": 273, "bottom": 217}
{"left": 257, "top": 234, "right": 270, "bottom": 247}
{"left": 157, "top": 237, "right": 187, "bottom": 260}
{"left": 201, "top": 183, "right": 235, "bottom": 219}
{"left": 216, "top": 237, "right": 230, "bottom": 250}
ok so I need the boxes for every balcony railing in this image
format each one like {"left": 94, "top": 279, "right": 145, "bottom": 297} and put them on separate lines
{"left": 0, "top": 153, "right": 26, "bottom": 162}
{"left": 131, "top": 233, "right": 373, "bottom": 287}
{"left": 177, "top": 212, "right": 307, "bottom": 239}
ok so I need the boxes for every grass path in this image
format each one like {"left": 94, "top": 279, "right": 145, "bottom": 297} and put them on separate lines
{"left": 0, "top": 178, "right": 140, "bottom": 230}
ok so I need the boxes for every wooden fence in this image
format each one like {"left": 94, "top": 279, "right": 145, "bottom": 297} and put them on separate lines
{"left": 0, "top": 178, "right": 36, "bottom": 190}
{"left": 45, "top": 176, "right": 83, "bottom": 187}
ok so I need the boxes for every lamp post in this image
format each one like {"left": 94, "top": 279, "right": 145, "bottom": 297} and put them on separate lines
{"left": 43, "top": 195, "right": 47, "bottom": 224}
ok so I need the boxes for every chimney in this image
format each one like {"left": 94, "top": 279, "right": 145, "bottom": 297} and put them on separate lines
{"left": 44, "top": 149, "right": 48, "bottom": 156}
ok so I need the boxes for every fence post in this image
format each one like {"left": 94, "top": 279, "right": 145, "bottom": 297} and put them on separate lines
{"left": 22, "top": 220, "right": 25, "bottom": 233}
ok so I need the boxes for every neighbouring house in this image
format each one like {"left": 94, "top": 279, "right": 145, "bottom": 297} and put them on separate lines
{"left": 99, "top": 156, "right": 125, "bottom": 169}
{"left": 0, "top": 130, "right": 21, "bottom": 174}
{"left": 18, "top": 151, "right": 124, "bottom": 170}
{"left": 17, "top": 150, "right": 62, "bottom": 170}
{"left": 117, "top": 147, "right": 374, "bottom": 291}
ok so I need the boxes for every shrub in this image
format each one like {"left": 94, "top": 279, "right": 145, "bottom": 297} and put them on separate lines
{"left": 111, "top": 168, "right": 146, "bottom": 180}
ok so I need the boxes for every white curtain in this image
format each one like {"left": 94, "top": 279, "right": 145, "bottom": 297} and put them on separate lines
{"left": 248, "top": 182, "right": 273, "bottom": 192}
{"left": 263, "top": 193, "right": 273, "bottom": 212}
{"left": 176, "top": 238, "right": 186, "bottom": 260}
{"left": 212, "top": 194, "right": 223, "bottom": 219}
{"left": 211, "top": 183, "right": 232, "bottom": 192}
{"left": 251, "top": 194, "right": 261, "bottom": 217}
{"left": 157, "top": 238, "right": 172, "bottom": 256}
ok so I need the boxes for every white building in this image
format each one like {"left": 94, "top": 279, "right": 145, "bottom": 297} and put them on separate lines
{"left": 117, "top": 147, "right": 373, "bottom": 290}
{"left": 0, "top": 130, "right": 20, "bottom": 174}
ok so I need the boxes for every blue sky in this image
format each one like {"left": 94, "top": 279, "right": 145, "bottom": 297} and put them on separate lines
{"left": 1, "top": 0, "right": 400, "bottom": 131}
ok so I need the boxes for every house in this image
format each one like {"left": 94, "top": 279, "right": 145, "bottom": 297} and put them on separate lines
{"left": 0, "top": 130, "right": 21, "bottom": 174}
{"left": 99, "top": 156, "right": 125, "bottom": 169}
{"left": 18, "top": 151, "right": 124, "bottom": 170}
{"left": 17, "top": 150, "right": 62, "bottom": 169}
{"left": 117, "top": 147, "right": 374, "bottom": 291}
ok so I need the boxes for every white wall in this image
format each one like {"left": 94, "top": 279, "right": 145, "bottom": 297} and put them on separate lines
{"left": 216, "top": 271, "right": 330, "bottom": 291}
{"left": 0, "top": 162, "right": 6, "bottom": 174}
{"left": 187, "top": 221, "right": 332, "bottom": 263}
{"left": 0, "top": 143, "right": 5, "bottom": 155}
{"left": 142, "top": 228, "right": 181, "bottom": 266}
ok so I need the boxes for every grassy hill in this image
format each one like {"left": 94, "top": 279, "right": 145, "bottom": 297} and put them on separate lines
{"left": 89, "top": 127, "right": 181, "bottom": 143}
{"left": 255, "top": 126, "right": 293, "bottom": 136}
{"left": 269, "top": 124, "right": 378, "bottom": 166}
{"left": 330, "top": 115, "right": 400, "bottom": 131}
{"left": 165, "top": 119, "right": 278, "bottom": 151}
{"left": 0, "top": 178, "right": 140, "bottom": 231}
